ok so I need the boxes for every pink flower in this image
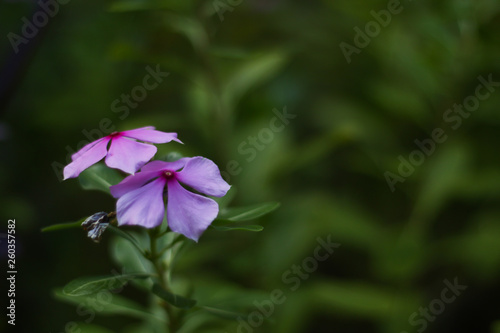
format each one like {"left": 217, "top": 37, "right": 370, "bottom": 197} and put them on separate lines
{"left": 63, "top": 127, "right": 181, "bottom": 180}
{"left": 109, "top": 157, "right": 230, "bottom": 242}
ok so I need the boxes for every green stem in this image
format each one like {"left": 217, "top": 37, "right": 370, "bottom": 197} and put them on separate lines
{"left": 148, "top": 229, "right": 181, "bottom": 333}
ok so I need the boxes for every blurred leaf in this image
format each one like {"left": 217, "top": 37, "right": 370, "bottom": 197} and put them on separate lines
{"left": 210, "top": 47, "right": 249, "bottom": 60}
{"left": 164, "top": 14, "right": 207, "bottom": 52}
{"left": 109, "top": 0, "right": 192, "bottom": 12}
{"left": 368, "top": 80, "right": 428, "bottom": 124}
{"left": 218, "top": 202, "right": 280, "bottom": 221}
{"left": 78, "top": 163, "right": 123, "bottom": 194}
{"left": 41, "top": 218, "right": 84, "bottom": 232}
{"left": 492, "top": 320, "right": 500, "bottom": 333}
{"left": 373, "top": 236, "right": 427, "bottom": 282}
{"left": 259, "top": 193, "right": 394, "bottom": 283}
{"left": 185, "top": 74, "right": 214, "bottom": 136}
{"left": 309, "top": 280, "right": 416, "bottom": 319}
{"left": 151, "top": 283, "right": 197, "bottom": 309}
{"left": 213, "top": 186, "right": 237, "bottom": 209}
{"left": 411, "top": 142, "right": 469, "bottom": 228}
{"left": 63, "top": 273, "right": 151, "bottom": 296}
{"left": 188, "top": 277, "right": 274, "bottom": 313}
{"left": 158, "top": 151, "right": 185, "bottom": 162}
{"left": 121, "top": 322, "right": 169, "bottom": 333}
{"left": 437, "top": 212, "right": 500, "bottom": 281}
{"left": 67, "top": 323, "right": 115, "bottom": 333}
{"left": 377, "top": 27, "right": 443, "bottom": 96}
{"left": 211, "top": 223, "right": 264, "bottom": 232}
{"left": 222, "top": 51, "right": 287, "bottom": 108}
{"left": 54, "top": 289, "right": 164, "bottom": 322}
{"left": 454, "top": 168, "right": 500, "bottom": 199}
{"left": 200, "top": 306, "right": 248, "bottom": 320}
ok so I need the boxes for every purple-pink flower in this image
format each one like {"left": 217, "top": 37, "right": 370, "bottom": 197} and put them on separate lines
{"left": 63, "top": 126, "right": 181, "bottom": 180}
{"left": 109, "top": 157, "right": 230, "bottom": 242}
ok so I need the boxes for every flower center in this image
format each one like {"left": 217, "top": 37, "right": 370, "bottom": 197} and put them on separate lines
{"left": 163, "top": 170, "right": 174, "bottom": 179}
{"left": 108, "top": 131, "right": 122, "bottom": 138}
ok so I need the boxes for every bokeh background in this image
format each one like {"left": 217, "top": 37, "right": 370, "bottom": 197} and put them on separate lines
{"left": 1, "top": 0, "right": 500, "bottom": 332}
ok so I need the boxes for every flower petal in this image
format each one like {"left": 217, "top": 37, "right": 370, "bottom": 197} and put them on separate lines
{"left": 141, "top": 158, "right": 190, "bottom": 173}
{"left": 166, "top": 179, "right": 219, "bottom": 242}
{"left": 71, "top": 137, "right": 106, "bottom": 161}
{"left": 63, "top": 138, "right": 110, "bottom": 180}
{"left": 176, "top": 156, "right": 230, "bottom": 197}
{"left": 122, "top": 127, "right": 182, "bottom": 144}
{"left": 110, "top": 170, "right": 162, "bottom": 198}
{"left": 116, "top": 178, "right": 167, "bottom": 228}
{"left": 105, "top": 137, "right": 157, "bottom": 174}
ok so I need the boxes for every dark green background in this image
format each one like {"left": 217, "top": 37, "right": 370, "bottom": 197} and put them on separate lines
{"left": 1, "top": 0, "right": 500, "bottom": 332}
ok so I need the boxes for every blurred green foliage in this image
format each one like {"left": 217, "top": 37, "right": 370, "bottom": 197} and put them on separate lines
{"left": 1, "top": 0, "right": 500, "bottom": 332}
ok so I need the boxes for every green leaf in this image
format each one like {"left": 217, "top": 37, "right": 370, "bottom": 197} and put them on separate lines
{"left": 41, "top": 218, "right": 85, "bottom": 232}
{"left": 211, "top": 224, "right": 264, "bottom": 232}
{"left": 151, "top": 283, "right": 196, "bottom": 309}
{"left": 218, "top": 202, "right": 280, "bottom": 221}
{"left": 63, "top": 273, "right": 151, "bottom": 296}
{"left": 78, "top": 163, "right": 123, "bottom": 194}
{"left": 107, "top": 225, "right": 146, "bottom": 256}
{"left": 110, "top": 235, "right": 154, "bottom": 288}
{"left": 53, "top": 289, "right": 164, "bottom": 322}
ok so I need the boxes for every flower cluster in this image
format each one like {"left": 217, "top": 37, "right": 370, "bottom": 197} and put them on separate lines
{"left": 63, "top": 126, "right": 230, "bottom": 242}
